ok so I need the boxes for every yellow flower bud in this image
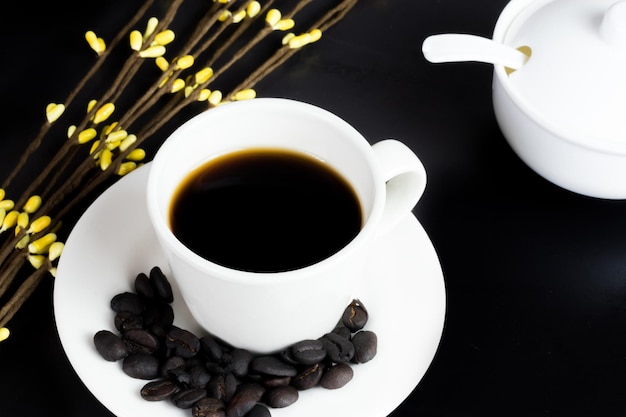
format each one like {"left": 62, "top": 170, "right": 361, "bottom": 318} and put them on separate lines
{"left": 208, "top": 90, "right": 223, "bottom": 106}
{"left": 106, "top": 129, "right": 128, "bottom": 143}
{"left": 309, "top": 29, "right": 322, "bottom": 43}
{"left": 154, "top": 30, "right": 175, "bottom": 46}
{"left": 23, "top": 195, "right": 42, "bottom": 214}
{"left": 130, "top": 30, "right": 143, "bottom": 51}
{"left": 126, "top": 148, "right": 146, "bottom": 162}
{"left": 171, "top": 78, "right": 186, "bottom": 93}
{"left": 99, "top": 148, "right": 113, "bottom": 171}
{"left": 48, "top": 241, "right": 65, "bottom": 261}
{"left": 1, "top": 210, "right": 19, "bottom": 232}
{"left": 0, "top": 327, "right": 10, "bottom": 343}
{"left": 288, "top": 33, "right": 312, "bottom": 49}
{"left": 282, "top": 33, "right": 295, "bottom": 45}
{"left": 197, "top": 89, "right": 211, "bottom": 101}
{"left": 275, "top": 19, "right": 295, "bottom": 31}
{"left": 0, "top": 200, "right": 14, "bottom": 211}
{"left": 266, "top": 9, "right": 281, "bottom": 27}
{"left": 87, "top": 99, "right": 97, "bottom": 113}
{"left": 102, "top": 122, "right": 119, "bottom": 137}
{"left": 46, "top": 103, "right": 65, "bottom": 123}
{"left": 67, "top": 125, "right": 77, "bottom": 139}
{"left": 232, "top": 10, "right": 247, "bottom": 23}
{"left": 218, "top": 10, "right": 231, "bottom": 22}
{"left": 247, "top": 1, "right": 261, "bottom": 17}
{"left": 139, "top": 45, "right": 166, "bottom": 58}
{"left": 176, "top": 55, "right": 194, "bottom": 70}
{"left": 0, "top": 208, "right": 5, "bottom": 225}
{"left": 233, "top": 89, "right": 256, "bottom": 101}
{"left": 0, "top": 189, "right": 4, "bottom": 201}
{"left": 155, "top": 56, "right": 169, "bottom": 71}
{"left": 78, "top": 128, "right": 98, "bottom": 144}
{"left": 89, "top": 140, "right": 101, "bottom": 155}
{"left": 28, "top": 233, "right": 57, "bottom": 254}
{"left": 117, "top": 161, "right": 137, "bottom": 176}
{"left": 195, "top": 67, "right": 214, "bottom": 84}
{"left": 28, "top": 216, "right": 52, "bottom": 234}
{"left": 119, "top": 134, "right": 137, "bottom": 152}
{"left": 85, "top": 30, "right": 106, "bottom": 55}
{"left": 28, "top": 255, "right": 46, "bottom": 270}
{"left": 15, "top": 234, "right": 30, "bottom": 249}
{"left": 93, "top": 103, "right": 116, "bottom": 124}
{"left": 144, "top": 17, "right": 159, "bottom": 40}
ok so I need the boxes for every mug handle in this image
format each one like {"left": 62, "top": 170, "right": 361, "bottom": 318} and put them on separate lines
{"left": 371, "top": 139, "right": 427, "bottom": 235}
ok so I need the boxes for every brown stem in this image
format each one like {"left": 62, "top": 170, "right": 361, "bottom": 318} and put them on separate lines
{"left": 0, "top": 265, "right": 49, "bottom": 328}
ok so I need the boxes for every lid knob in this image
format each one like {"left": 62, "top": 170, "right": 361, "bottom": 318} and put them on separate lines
{"left": 601, "top": 1, "right": 626, "bottom": 51}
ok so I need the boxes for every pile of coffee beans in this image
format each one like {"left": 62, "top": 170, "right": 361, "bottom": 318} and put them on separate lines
{"left": 94, "top": 266, "right": 377, "bottom": 417}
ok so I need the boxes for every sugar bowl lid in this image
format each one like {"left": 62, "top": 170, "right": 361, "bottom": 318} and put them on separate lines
{"left": 500, "top": 0, "right": 626, "bottom": 147}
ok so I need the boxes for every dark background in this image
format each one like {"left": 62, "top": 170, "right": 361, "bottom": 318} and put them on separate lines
{"left": 2, "top": 1, "right": 626, "bottom": 416}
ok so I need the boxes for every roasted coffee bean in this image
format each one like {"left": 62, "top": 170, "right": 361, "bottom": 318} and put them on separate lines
{"left": 265, "top": 385, "right": 298, "bottom": 408}
{"left": 226, "top": 383, "right": 265, "bottom": 417}
{"left": 332, "top": 325, "right": 351, "bottom": 340}
{"left": 321, "top": 332, "right": 354, "bottom": 363}
{"left": 291, "top": 363, "right": 323, "bottom": 390}
{"left": 341, "top": 299, "right": 368, "bottom": 332}
{"left": 94, "top": 330, "right": 129, "bottom": 361}
{"left": 229, "top": 348, "right": 253, "bottom": 378}
{"left": 111, "top": 292, "right": 145, "bottom": 315}
{"left": 150, "top": 266, "right": 174, "bottom": 303}
{"left": 261, "top": 375, "right": 291, "bottom": 389}
{"left": 320, "top": 363, "right": 353, "bottom": 389}
{"left": 166, "top": 326, "right": 200, "bottom": 358}
{"left": 135, "top": 272, "right": 157, "bottom": 300}
{"left": 122, "top": 352, "right": 160, "bottom": 380}
{"left": 290, "top": 339, "right": 326, "bottom": 365}
{"left": 169, "top": 368, "right": 193, "bottom": 387}
{"left": 278, "top": 347, "right": 299, "bottom": 365}
{"left": 190, "top": 364, "right": 212, "bottom": 388}
{"left": 245, "top": 404, "right": 271, "bottom": 417}
{"left": 161, "top": 355, "right": 186, "bottom": 377}
{"left": 250, "top": 356, "right": 297, "bottom": 377}
{"left": 140, "top": 378, "right": 180, "bottom": 401}
{"left": 351, "top": 330, "right": 377, "bottom": 364}
{"left": 206, "top": 373, "right": 238, "bottom": 402}
{"left": 171, "top": 387, "right": 208, "bottom": 409}
{"left": 200, "top": 334, "right": 224, "bottom": 362}
{"left": 124, "top": 328, "right": 160, "bottom": 353}
{"left": 143, "top": 302, "right": 174, "bottom": 336}
{"left": 192, "top": 397, "right": 226, "bottom": 417}
{"left": 114, "top": 310, "right": 143, "bottom": 332}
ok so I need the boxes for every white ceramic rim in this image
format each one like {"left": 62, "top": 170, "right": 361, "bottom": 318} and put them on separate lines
{"left": 492, "top": 0, "right": 626, "bottom": 156}
{"left": 146, "top": 98, "right": 385, "bottom": 286}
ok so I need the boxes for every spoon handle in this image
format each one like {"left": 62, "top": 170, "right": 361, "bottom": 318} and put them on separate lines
{"left": 422, "top": 34, "right": 529, "bottom": 70}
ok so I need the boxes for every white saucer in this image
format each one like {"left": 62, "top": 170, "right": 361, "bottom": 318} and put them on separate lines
{"left": 54, "top": 163, "right": 446, "bottom": 417}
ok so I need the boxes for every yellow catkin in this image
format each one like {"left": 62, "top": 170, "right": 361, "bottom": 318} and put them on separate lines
{"left": 208, "top": 90, "right": 223, "bottom": 106}
{"left": 218, "top": 10, "right": 231, "bottom": 22}
{"left": 195, "top": 67, "right": 214, "bottom": 84}
{"left": 144, "top": 17, "right": 159, "bottom": 40}
{"left": 197, "top": 89, "right": 211, "bottom": 101}
{"left": 28, "top": 216, "right": 51, "bottom": 234}
{"left": 99, "top": 149, "right": 113, "bottom": 170}
{"left": 67, "top": 125, "right": 77, "bottom": 139}
{"left": 0, "top": 209, "right": 5, "bottom": 225}
{"left": 28, "top": 233, "right": 57, "bottom": 254}
{"left": 89, "top": 140, "right": 101, "bottom": 155}
{"left": 247, "top": 1, "right": 261, "bottom": 17}
{"left": 288, "top": 33, "right": 312, "bottom": 49}
{"left": 87, "top": 99, "right": 97, "bottom": 113}
{"left": 232, "top": 10, "right": 247, "bottom": 23}
{"left": 0, "top": 189, "right": 4, "bottom": 201}
{"left": 93, "top": 103, "right": 115, "bottom": 124}
{"left": 0, "top": 327, "right": 10, "bottom": 343}
{"left": 155, "top": 56, "right": 169, "bottom": 71}
{"left": 139, "top": 45, "right": 166, "bottom": 58}
{"left": 15, "top": 235, "right": 30, "bottom": 250}
{"left": 46, "top": 103, "right": 65, "bottom": 123}
{"left": 23, "top": 196, "right": 42, "bottom": 214}
{"left": 118, "top": 161, "right": 137, "bottom": 176}
{"left": 85, "top": 31, "right": 105, "bottom": 54}
{"left": 233, "top": 89, "right": 256, "bottom": 101}
{"left": 78, "top": 128, "right": 98, "bottom": 144}
{"left": 126, "top": 148, "right": 146, "bottom": 162}
{"left": 176, "top": 55, "right": 194, "bottom": 70}
{"left": 309, "top": 29, "right": 322, "bottom": 43}
{"left": 275, "top": 19, "right": 295, "bottom": 31}
{"left": 0, "top": 200, "right": 14, "bottom": 211}
{"left": 1, "top": 210, "right": 18, "bottom": 232}
{"left": 48, "top": 242, "right": 65, "bottom": 261}
{"left": 15, "top": 212, "right": 29, "bottom": 235}
{"left": 28, "top": 255, "right": 46, "bottom": 270}
{"left": 154, "top": 30, "right": 175, "bottom": 46}
{"left": 266, "top": 9, "right": 281, "bottom": 27}
{"left": 119, "top": 134, "right": 137, "bottom": 152}
{"left": 130, "top": 30, "right": 143, "bottom": 51}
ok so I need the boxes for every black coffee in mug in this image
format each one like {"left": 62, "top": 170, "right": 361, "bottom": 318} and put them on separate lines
{"left": 169, "top": 148, "right": 362, "bottom": 272}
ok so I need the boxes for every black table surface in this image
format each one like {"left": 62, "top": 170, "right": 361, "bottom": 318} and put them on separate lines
{"left": 2, "top": 1, "right": 626, "bottom": 416}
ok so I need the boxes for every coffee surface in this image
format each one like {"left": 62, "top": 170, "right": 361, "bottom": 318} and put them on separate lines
{"left": 170, "top": 148, "right": 362, "bottom": 272}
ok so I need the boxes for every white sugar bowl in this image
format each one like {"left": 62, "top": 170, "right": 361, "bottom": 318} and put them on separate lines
{"left": 423, "top": 0, "right": 626, "bottom": 199}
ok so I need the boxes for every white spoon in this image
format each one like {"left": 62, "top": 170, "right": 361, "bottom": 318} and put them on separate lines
{"left": 422, "top": 33, "right": 530, "bottom": 70}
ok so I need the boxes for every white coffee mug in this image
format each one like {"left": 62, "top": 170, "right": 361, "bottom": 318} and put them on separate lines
{"left": 146, "top": 97, "right": 426, "bottom": 353}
